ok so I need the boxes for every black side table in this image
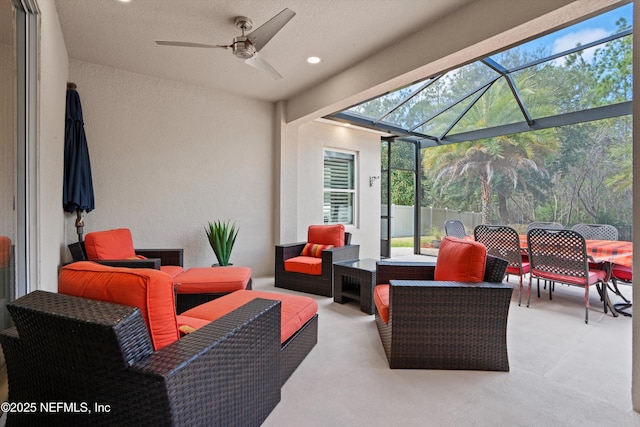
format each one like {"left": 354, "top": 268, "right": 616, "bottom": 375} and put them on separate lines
{"left": 333, "top": 258, "right": 379, "bottom": 314}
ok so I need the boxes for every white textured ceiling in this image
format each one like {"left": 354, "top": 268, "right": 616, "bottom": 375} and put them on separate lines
{"left": 54, "top": 0, "right": 474, "bottom": 102}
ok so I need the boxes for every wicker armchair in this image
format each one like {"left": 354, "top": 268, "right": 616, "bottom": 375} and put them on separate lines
{"left": 275, "top": 224, "right": 359, "bottom": 296}
{"left": 68, "top": 228, "right": 184, "bottom": 276}
{"left": 374, "top": 237, "right": 512, "bottom": 371}
{"left": 0, "top": 290, "right": 281, "bottom": 426}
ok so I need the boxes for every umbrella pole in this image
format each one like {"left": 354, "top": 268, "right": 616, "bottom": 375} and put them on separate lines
{"left": 75, "top": 209, "right": 84, "bottom": 242}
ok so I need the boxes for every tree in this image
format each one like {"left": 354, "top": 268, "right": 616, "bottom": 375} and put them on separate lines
{"left": 421, "top": 53, "right": 559, "bottom": 224}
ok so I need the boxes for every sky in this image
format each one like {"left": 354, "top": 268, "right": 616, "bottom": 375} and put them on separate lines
{"left": 350, "top": 3, "right": 634, "bottom": 116}
{"left": 534, "top": 3, "right": 632, "bottom": 59}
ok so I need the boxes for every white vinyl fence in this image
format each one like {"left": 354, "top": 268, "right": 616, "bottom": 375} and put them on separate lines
{"left": 386, "top": 205, "right": 482, "bottom": 237}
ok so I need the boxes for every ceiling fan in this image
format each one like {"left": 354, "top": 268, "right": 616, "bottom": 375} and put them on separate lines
{"left": 155, "top": 8, "right": 295, "bottom": 80}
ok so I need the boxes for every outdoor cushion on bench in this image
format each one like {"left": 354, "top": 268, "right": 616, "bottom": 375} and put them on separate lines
{"left": 181, "top": 289, "right": 319, "bottom": 385}
{"left": 181, "top": 289, "right": 317, "bottom": 343}
{"left": 59, "top": 261, "right": 179, "bottom": 350}
{"left": 174, "top": 266, "right": 253, "bottom": 313}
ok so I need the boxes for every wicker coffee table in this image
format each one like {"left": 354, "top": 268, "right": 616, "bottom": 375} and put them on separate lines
{"left": 333, "top": 258, "right": 379, "bottom": 314}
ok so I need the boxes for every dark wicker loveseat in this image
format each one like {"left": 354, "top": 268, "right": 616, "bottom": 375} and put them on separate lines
{"left": 374, "top": 236, "right": 513, "bottom": 371}
{"left": 0, "top": 290, "right": 281, "bottom": 426}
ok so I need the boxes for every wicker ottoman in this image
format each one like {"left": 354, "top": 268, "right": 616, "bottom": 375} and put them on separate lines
{"left": 180, "top": 289, "right": 319, "bottom": 385}
{"left": 174, "top": 266, "right": 252, "bottom": 313}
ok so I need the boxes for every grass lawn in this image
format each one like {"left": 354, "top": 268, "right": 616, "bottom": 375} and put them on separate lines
{"left": 391, "top": 236, "right": 434, "bottom": 247}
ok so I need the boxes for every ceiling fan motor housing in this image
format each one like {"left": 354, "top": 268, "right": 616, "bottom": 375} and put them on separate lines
{"left": 232, "top": 36, "right": 256, "bottom": 59}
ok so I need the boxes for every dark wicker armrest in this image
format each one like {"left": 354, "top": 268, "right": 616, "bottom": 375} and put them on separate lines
{"left": 484, "top": 255, "right": 508, "bottom": 283}
{"left": 91, "top": 258, "right": 162, "bottom": 270}
{"left": 387, "top": 280, "right": 514, "bottom": 371}
{"left": 131, "top": 298, "right": 282, "bottom": 426}
{"left": 321, "top": 244, "right": 360, "bottom": 276}
{"left": 135, "top": 249, "right": 183, "bottom": 266}
{"left": 324, "top": 244, "right": 360, "bottom": 263}
{"left": 376, "top": 261, "right": 436, "bottom": 285}
{"left": 275, "top": 242, "right": 306, "bottom": 262}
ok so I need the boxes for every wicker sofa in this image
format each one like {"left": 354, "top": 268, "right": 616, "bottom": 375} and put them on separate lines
{"left": 1, "top": 262, "right": 319, "bottom": 425}
{"left": 275, "top": 224, "right": 360, "bottom": 297}
{"left": 1, "top": 290, "right": 281, "bottom": 426}
{"left": 374, "top": 236, "right": 512, "bottom": 371}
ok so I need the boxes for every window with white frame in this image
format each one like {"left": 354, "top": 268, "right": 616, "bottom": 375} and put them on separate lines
{"left": 323, "top": 149, "right": 356, "bottom": 225}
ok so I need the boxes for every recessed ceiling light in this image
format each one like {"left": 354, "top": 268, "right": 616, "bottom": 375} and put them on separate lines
{"left": 117, "top": 0, "right": 131, "bottom": 3}
{"left": 307, "top": 56, "right": 321, "bottom": 64}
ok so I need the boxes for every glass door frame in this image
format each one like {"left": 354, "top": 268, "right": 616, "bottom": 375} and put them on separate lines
{"left": 380, "top": 138, "right": 422, "bottom": 258}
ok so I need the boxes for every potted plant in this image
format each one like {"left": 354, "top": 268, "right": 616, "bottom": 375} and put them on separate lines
{"left": 431, "top": 226, "right": 444, "bottom": 248}
{"left": 205, "top": 220, "right": 238, "bottom": 266}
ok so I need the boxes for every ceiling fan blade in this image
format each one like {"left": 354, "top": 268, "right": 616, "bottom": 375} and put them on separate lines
{"left": 155, "top": 40, "right": 229, "bottom": 49}
{"left": 244, "top": 53, "right": 282, "bottom": 80}
{"left": 247, "top": 8, "right": 295, "bottom": 52}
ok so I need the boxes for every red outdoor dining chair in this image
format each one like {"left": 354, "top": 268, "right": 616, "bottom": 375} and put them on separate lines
{"left": 526, "top": 228, "right": 611, "bottom": 324}
{"left": 610, "top": 264, "right": 632, "bottom": 316}
{"left": 570, "top": 223, "right": 628, "bottom": 306}
{"left": 474, "top": 225, "right": 530, "bottom": 306}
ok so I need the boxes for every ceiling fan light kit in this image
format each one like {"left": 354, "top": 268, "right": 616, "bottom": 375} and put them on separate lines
{"left": 155, "top": 8, "right": 295, "bottom": 79}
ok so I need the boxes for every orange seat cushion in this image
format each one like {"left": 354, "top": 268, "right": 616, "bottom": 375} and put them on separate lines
{"left": 181, "top": 290, "right": 318, "bottom": 343}
{"left": 434, "top": 236, "right": 487, "bottom": 282}
{"left": 308, "top": 224, "right": 345, "bottom": 247}
{"left": 161, "top": 265, "right": 185, "bottom": 279}
{"left": 284, "top": 256, "right": 323, "bottom": 275}
{"left": 58, "top": 261, "right": 179, "bottom": 351}
{"left": 174, "top": 267, "right": 252, "bottom": 294}
{"left": 84, "top": 228, "right": 137, "bottom": 260}
{"left": 373, "top": 284, "right": 390, "bottom": 323}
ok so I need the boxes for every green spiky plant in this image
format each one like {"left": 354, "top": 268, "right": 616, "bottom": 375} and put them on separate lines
{"left": 205, "top": 220, "right": 238, "bottom": 266}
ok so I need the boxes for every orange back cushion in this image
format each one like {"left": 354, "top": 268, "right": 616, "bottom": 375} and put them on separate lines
{"left": 58, "top": 261, "right": 179, "bottom": 351}
{"left": 84, "top": 228, "right": 137, "bottom": 260}
{"left": 307, "top": 224, "right": 345, "bottom": 247}
{"left": 434, "top": 236, "right": 487, "bottom": 282}
{"left": 0, "top": 236, "right": 10, "bottom": 268}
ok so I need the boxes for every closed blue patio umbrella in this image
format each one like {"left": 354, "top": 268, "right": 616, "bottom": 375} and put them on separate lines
{"left": 63, "top": 82, "right": 94, "bottom": 242}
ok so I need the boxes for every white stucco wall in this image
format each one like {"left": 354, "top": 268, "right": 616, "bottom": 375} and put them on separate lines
{"left": 296, "top": 121, "right": 381, "bottom": 260}
{"left": 38, "top": 0, "right": 68, "bottom": 292}
{"left": 65, "top": 60, "right": 275, "bottom": 275}
{"left": 0, "top": 43, "right": 14, "bottom": 240}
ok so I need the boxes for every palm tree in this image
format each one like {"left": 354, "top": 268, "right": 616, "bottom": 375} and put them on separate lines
{"left": 421, "top": 59, "right": 559, "bottom": 224}
{"left": 424, "top": 129, "right": 556, "bottom": 223}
